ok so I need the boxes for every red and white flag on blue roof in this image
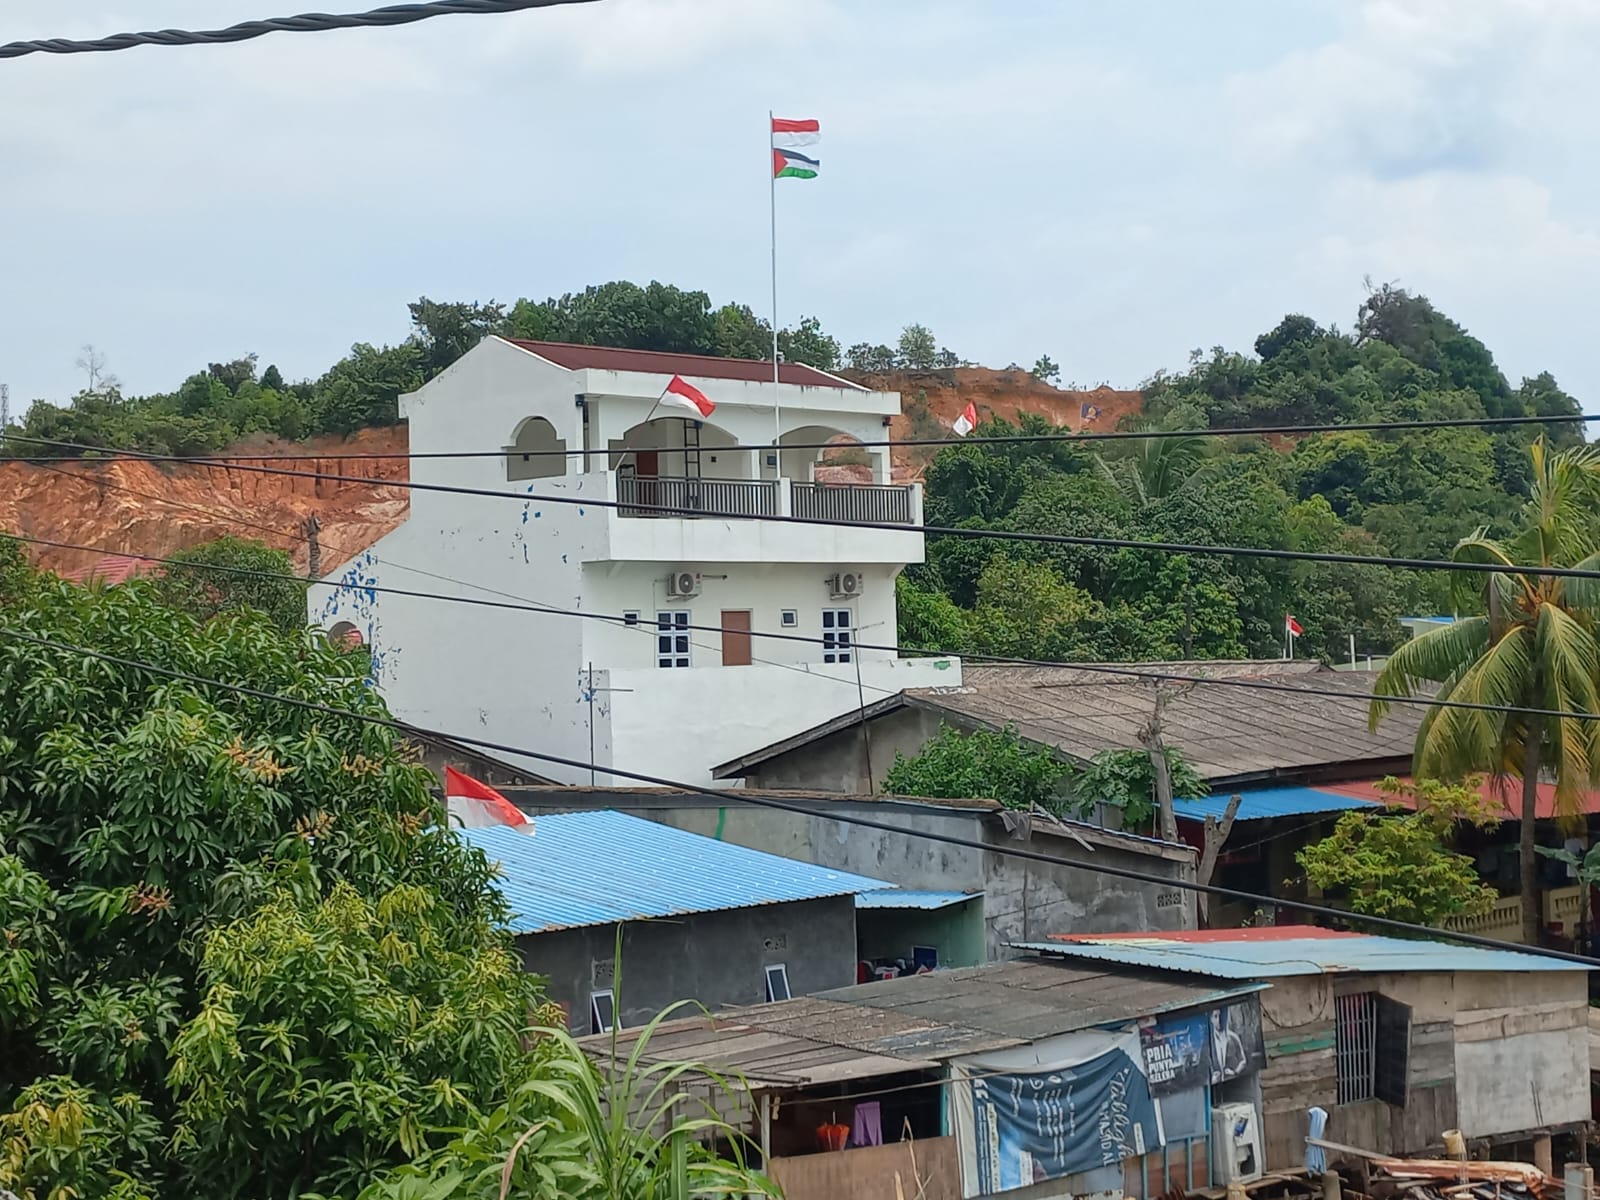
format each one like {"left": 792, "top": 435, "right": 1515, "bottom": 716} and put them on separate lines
{"left": 445, "top": 767, "right": 531, "bottom": 830}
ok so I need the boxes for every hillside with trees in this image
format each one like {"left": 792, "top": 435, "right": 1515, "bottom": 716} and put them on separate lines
{"left": 1, "top": 279, "right": 1584, "bottom": 666}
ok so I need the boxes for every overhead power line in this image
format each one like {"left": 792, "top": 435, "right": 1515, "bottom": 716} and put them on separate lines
{"left": 15, "top": 529, "right": 1600, "bottom": 726}
{"left": 1, "top": 622, "right": 1593, "bottom": 967}
{"left": 4, "top": 435, "right": 1594, "bottom": 582}
{"left": 0, "top": 0, "right": 599, "bottom": 60}
{"left": 1, "top": 411, "right": 1592, "bottom": 464}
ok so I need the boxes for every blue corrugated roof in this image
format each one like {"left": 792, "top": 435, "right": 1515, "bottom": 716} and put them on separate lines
{"left": 856, "top": 889, "right": 980, "bottom": 911}
{"left": 1174, "top": 786, "right": 1380, "bottom": 823}
{"left": 1017, "top": 932, "right": 1589, "bottom": 976}
{"left": 460, "top": 812, "right": 893, "bottom": 935}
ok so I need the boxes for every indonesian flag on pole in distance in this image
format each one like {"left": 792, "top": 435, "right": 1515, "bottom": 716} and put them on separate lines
{"left": 444, "top": 766, "right": 530, "bottom": 830}
{"left": 1285, "top": 614, "right": 1304, "bottom": 637}
{"left": 952, "top": 401, "right": 978, "bottom": 437}
{"left": 658, "top": 374, "right": 715, "bottom": 418}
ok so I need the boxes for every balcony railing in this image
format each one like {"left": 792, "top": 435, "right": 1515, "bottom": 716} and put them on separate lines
{"left": 617, "top": 474, "right": 778, "bottom": 519}
{"left": 614, "top": 474, "right": 918, "bottom": 525}
{"left": 1439, "top": 894, "right": 1525, "bottom": 943}
{"left": 792, "top": 481, "right": 915, "bottom": 524}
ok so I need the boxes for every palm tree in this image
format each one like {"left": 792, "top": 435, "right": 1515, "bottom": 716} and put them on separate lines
{"left": 1371, "top": 436, "right": 1600, "bottom": 943}
{"left": 1092, "top": 433, "right": 1213, "bottom": 507}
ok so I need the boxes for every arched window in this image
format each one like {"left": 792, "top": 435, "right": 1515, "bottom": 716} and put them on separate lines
{"left": 327, "top": 621, "right": 363, "bottom": 649}
{"left": 505, "top": 416, "right": 568, "bottom": 481}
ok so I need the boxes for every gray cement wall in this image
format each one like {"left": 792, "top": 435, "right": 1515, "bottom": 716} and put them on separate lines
{"left": 518, "top": 894, "right": 858, "bottom": 1033}
{"left": 506, "top": 787, "right": 1198, "bottom": 961}
{"left": 739, "top": 705, "right": 953, "bottom": 794}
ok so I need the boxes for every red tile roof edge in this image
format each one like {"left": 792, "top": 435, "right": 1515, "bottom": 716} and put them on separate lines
{"left": 501, "top": 338, "right": 864, "bottom": 391}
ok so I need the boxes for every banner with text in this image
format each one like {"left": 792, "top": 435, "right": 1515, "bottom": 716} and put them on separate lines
{"left": 953, "top": 1030, "right": 1164, "bottom": 1195}
{"left": 1139, "top": 1013, "right": 1211, "bottom": 1098}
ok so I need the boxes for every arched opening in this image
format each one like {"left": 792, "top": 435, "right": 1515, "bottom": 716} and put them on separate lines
{"left": 609, "top": 417, "right": 769, "bottom": 518}
{"left": 327, "top": 621, "right": 363, "bottom": 649}
{"left": 779, "top": 425, "right": 882, "bottom": 484}
{"left": 505, "top": 416, "right": 569, "bottom": 481}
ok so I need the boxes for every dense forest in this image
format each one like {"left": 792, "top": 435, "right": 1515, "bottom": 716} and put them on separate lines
{"left": 3, "top": 280, "right": 1582, "bottom": 665}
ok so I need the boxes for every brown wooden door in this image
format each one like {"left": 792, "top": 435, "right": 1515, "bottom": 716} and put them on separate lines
{"left": 634, "top": 450, "right": 658, "bottom": 478}
{"left": 721, "top": 610, "right": 752, "bottom": 666}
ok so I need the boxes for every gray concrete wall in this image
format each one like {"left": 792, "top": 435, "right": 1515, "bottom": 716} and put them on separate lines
{"left": 507, "top": 788, "right": 1198, "bottom": 961}
{"left": 740, "top": 705, "right": 954, "bottom": 793}
{"left": 518, "top": 894, "right": 857, "bottom": 1033}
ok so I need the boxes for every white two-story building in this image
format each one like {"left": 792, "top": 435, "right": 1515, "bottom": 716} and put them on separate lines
{"left": 310, "top": 336, "right": 960, "bottom": 787}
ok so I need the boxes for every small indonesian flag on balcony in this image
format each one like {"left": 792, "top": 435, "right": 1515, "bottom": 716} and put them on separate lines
{"left": 445, "top": 766, "right": 531, "bottom": 830}
{"left": 952, "top": 401, "right": 979, "bottom": 437}
{"left": 1285, "top": 614, "right": 1303, "bottom": 637}
{"left": 658, "top": 374, "right": 715, "bottom": 418}
{"left": 772, "top": 117, "right": 820, "bottom": 178}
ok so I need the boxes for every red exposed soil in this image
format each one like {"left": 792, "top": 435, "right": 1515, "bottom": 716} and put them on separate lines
{"left": 1, "top": 427, "right": 410, "bottom": 578}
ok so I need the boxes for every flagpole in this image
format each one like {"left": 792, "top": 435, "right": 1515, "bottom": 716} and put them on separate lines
{"left": 769, "top": 110, "right": 782, "bottom": 464}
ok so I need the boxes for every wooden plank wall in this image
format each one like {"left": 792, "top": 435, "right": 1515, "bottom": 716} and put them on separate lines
{"left": 768, "top": 1135, "right": 960, "bottom": 1200}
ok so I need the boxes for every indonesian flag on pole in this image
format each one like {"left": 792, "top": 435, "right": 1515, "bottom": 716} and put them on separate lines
{"left": 658, "top": 374, "right": 715, "bottom": 418}
{"left": 1285, "top": 614, "right": 1304, "bottom": 637}
{"left": 444, "top": 766, "right": 530, "bottom": 830}
{"left": 952, "top": 401, "right": 979, "bottom": 437}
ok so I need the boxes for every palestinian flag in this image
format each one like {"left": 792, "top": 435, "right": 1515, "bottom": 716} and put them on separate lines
{"left": 772, "top": 117, "right": 820, "bottom": 179}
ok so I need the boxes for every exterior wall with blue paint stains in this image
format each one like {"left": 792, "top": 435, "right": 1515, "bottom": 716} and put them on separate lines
{"left": 304, "top": 334, "right": 960, "bottom": 789}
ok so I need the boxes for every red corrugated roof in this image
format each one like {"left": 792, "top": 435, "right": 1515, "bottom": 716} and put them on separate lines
{"left": 57, "top": 555, "right": 152, "bottom": 586}
{"left": 1320, "top": 776, "right": 1600, "bottom": 821}
{"left": 503, "top": 338, "right": 860, "bottom": 390}
{"left": 1067, "top": 926, "right": 1360, "bottom": 944}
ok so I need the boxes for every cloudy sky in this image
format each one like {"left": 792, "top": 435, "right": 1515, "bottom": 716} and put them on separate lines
{"left": 3, "top": 0, "right": 1598, "bottom": 409}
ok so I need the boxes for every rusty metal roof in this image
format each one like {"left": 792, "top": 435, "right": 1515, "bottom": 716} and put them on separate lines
{"left": 906, "top": 664, "right": 1424, "bottom": 783}
{"left": 584, "top": 958, "right": 1265, "bottom": 1089}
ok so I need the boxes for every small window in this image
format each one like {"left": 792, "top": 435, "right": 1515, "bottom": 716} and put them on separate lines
{"left": 780, "top": 609, "right": 798, "bottom": 628}
{"left": 1336, "top": 991, "right": 1380, "bottom": 1103}
{"left": 623, "top": 611, "right": 640, "bottom": 626}
{"left": 590, "top": 989, "right": 616, "bottom": 1034}
{"left": 765, "top": 963, "right": 791, "bottom": 1003}
{"left": 656, "top": 611, "right": 691, "bottom": 669}
{"left": 822, "top": 608, "right": 853, "bottom": 663}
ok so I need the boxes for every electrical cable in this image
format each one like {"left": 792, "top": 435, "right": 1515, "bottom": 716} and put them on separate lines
{"left": 2, "top": 409, "right": 1592, "bottom": 463}
{"left": 5, "top": 435, "right": 1594, "bottom": 581}
{"left": 0, "top": 0, "right": 599, "bottom": 60}
{"left": 11, "top": 528, "right": 1600, "bottom": 726}
{"left": 0, "top": 623, "right": 1593, "bottom": 967}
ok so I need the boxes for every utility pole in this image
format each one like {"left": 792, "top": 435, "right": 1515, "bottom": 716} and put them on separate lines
{"left": 1, "top": 384, "right": 10, "bottom": 443}
{"left": 304, "top": 515, "right": 321, "bottom": 580}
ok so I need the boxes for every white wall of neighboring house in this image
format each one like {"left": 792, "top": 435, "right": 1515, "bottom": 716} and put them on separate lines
{"left": 309, "top": 337, "right": 960, "bottom": 787}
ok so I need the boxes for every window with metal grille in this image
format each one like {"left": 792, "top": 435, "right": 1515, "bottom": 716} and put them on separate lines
{"left": 1335, "top": 991, "right": 1376, "bottom": 1103}
{"left": 822, "top": 608, "right": 853, "bottom": 663}
{"left": 656, "top": 611, "right": 691, "bottom": 668}
{"left": 1335, "top": 991, "right": 1412, "bottom": 1106}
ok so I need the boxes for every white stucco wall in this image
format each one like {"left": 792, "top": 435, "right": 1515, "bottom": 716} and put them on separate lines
{"left": 309, "top": 337, "right": 950, "bottom": 788}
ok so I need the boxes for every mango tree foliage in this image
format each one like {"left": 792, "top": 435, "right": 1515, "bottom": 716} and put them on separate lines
{"left": 0, "top": 552, "right": 545, "bottom": 1197}
{"left": 150, "top": 535, "right": 307, "bottom": 634}
{"left": 1296, "top": 777, "right": 1498, "bottom": 926}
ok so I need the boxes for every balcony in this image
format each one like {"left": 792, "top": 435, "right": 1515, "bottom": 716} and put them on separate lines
{"left": 618, "top": 473, "right": 916, "bottom": 526}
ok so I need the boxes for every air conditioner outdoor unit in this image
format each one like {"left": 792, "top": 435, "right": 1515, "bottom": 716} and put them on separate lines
{"left": 828, "top": 571, "right": 864, "bottom": 600}
{"left": 1210, "top": 1103, "right": 1263, "bottom": 1185}
{"left": 667, "top": 571, "right": 702, "bottom": 598}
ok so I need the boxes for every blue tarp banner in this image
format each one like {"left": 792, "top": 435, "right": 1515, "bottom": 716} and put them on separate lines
{"left": 958, "top": 1031, "right": 1163, "bottom": 1194}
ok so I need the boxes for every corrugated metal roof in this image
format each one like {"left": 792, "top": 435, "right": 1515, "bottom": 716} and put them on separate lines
{"left": 1174, "top": 786, "right": 1380, "bottom": 822}
{"left": 461, "top": 812, "right": 891, "bottom": 934}
{"left": 503, "top": 338, "right": 862, "bottom": 390}
{"left": 855, "top": 889, "right": 980, "bottom": 910}
{"left": 1023, "top": 930, "right": 1589, "bottom": 976}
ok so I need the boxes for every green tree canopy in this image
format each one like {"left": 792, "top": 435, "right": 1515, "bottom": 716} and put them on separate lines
{"left": 149, "top": 536, "right": 307, "bottom": 634}
{"left": 882, "top": 723, "right": 1070, "bottom": 813}
{"left": 0, "top": 548, "right": 546, "bottom": 1196}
